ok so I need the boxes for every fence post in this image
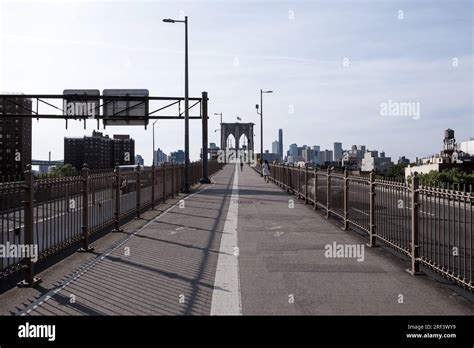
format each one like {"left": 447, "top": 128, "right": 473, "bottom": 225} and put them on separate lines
{"left": 135, "top": 165, "right": 141, "bottom": 219}
{"left": 342, "top": 169, "right": 349, "bottom": 230}
{"left": 112, "top": 164, "right": 122, "bottom": 232}
{"left": 326, "top": 167, "right": 331, "bottom": 219}
{"left": 278, "top": 164, "right": 281, "bottom": 187}
{"left": 162, "top": 163, "right": 167, "bottom": 203}
{"left": 289, "top": 164, "right": 292, "bottom": 192}
{"left": 171, "top": 164, "right": 175, "bottom": 198}
{"left": 407, "top": 173, "right": 422, "bottom": 275}
{"left": 18, "top": 165, "right": 41, "bottom": 287}
{"left": 278, "top": 164, "right": 281, "bottom": 186}
{"left": 297, "top": 164, "right": 301, "bottom": 198}
{"left": 151, "top": 164, "right": 156, "bottom": 209}
{"left": 78, "top": 164, "right": 94, "bottom": 252}
{"left": 275, "top": 164, "right": 280, "bottom": 186}
{"left": 304, "top": 164, "right": 308, "bottom": 204}
{"left": 314, "top": 167, "right": 318, "bottom": 210}
{"left": 367, "top": 171, "right": 377, "bottom": 247}
{"left": 292, "top": 164, "right": 295, "bottom": 194}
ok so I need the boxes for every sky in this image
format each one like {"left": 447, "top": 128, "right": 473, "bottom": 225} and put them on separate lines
{"left": 0, "top": 0, "right": 472, "bottom": 165}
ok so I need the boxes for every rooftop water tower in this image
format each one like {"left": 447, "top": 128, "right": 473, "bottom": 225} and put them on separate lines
{"left": 443, "top": 128, "right": 456, "bottom": 155}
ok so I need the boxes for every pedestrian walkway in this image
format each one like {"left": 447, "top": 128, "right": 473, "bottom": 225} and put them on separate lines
{"left": 3, "top": 164, "right": 473, "bottom": 315}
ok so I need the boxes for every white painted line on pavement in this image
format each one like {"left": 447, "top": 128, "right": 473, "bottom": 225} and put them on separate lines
{"left": 210, "top": 164, "right": 242, "bottom": 315}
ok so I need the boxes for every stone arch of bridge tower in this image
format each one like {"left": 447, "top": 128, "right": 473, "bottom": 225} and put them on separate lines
{"left": 220, "top": 122, "right": 255, "bottom": 163}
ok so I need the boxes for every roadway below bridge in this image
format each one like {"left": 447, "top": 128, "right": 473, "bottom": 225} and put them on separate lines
{"left": 0, "top": 164, "right": 472, "bottom": 315}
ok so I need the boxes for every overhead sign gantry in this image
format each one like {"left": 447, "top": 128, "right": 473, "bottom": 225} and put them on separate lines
{"left": 0, "top": 90, "right": 211, "bottom": 182}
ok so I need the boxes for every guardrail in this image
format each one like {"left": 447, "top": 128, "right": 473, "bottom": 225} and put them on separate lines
{"left": 0, "top": 161, "right": 224, "bottom": 285}
{"left": 257, "top": 163, "right": 473, "bottom": 291}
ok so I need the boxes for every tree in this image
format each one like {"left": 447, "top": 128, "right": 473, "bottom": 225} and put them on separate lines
{"left": 385, "top": 163, "right": 407, "bottom": 178}
{"left": 417, "top": 168, "right": 474, "bottom": 187}
{"left": 47, "top": 164, "right": 79, "bottom": 178}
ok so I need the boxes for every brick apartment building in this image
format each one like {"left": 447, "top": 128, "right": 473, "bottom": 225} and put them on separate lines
{"left": 0, "top": 96, "right": 32, "bottom": 178}
{"left": 65, "top": 131, "right": 135, "bottom": 170}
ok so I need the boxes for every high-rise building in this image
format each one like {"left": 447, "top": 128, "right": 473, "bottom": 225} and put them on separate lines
{"left": 398, "top": 156, "right": 410, "bottom": 165}
{"left": 312, "top": 145, "right": 320, "bottom": 165}
{"left": 320, "top": 150, "right": 333, "bottom": 164}
{"left": 301, "top": 147, "right": 314, "bottom": 163}
{"left": 135, "top": 154, "right": 144, "bottom": 166}
{"left": 361, "top": 150, "right": 393, "bottom": 173}
{"left": 272, "top": 140, "right": 279, "bottom": 154}
{"left": 85, "top": 131, "right": 112, "bottom": 169}
{"left": 113, "top": 134, "right": 135, "bottom": 166}
{"left": 65, "top": 131, "right": 134, "bottom": 170}
{"left": 288, "top": 143, "right": 298, "bottom": 158}
{"left": 342, "top": 145, "right": 367, "bottom": 169}
{"left": 0, "top": 96, "right": 32, "bottom": 178}
{"left": 169, "top": 150, "right": 185, "bottom": 163}
{"left": 64, "top": 137, "right": 85, "bottom": 171}
{"left": 207, "top": 143, "right": 220, "bottom": 161}
{"left": 154, "top": 148, "right": 168, "bottom": 165}
{"left": 278, "top": 129, "right": 283, "bottom": 159}
{"left": 334, "top": 142, "right": 343, "bottom": 162}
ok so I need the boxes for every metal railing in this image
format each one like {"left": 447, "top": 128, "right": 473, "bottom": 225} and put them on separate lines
{"left": 0, "top": 161, "right": 224, "bottom": 284}
{"left": 260, "top": 163, "right": 473, "bottom": 291}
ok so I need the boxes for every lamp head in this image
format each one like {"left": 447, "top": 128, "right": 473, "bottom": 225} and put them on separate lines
{"left": 163, "top": 18, "right": 176, "bottom": 23}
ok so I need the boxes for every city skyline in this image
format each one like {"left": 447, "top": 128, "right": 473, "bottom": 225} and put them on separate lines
{"left": 264, "top": 127, "right": 474, "bottom": 163}
{"left": 0, "top": 0, "right": 472, "bottom": 165}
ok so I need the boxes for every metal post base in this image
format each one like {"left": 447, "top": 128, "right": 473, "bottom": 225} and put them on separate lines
{"left": 77, "top": 247, "right": 95, "bottom": 253}
{"left": 199, "top": 178, "right": 211, "bottom": 184}
{"left": 406, "top": 268, "right": 424, "bottom": 276}
{"left": 18, "top": 277, "right": 42, "bottom": 288}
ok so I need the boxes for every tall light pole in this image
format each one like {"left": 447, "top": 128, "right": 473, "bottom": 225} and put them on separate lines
{"left": 152, "top": 120, "right": 158, "bottom": 165}
{"left": 163, "top": 16, "right": 190, "bottom": 192}
{"left": 256, "top": 89, "right": 273, "bottom": 175}
{"left": 214, "top": 112, "right": 223, "bottom": 158}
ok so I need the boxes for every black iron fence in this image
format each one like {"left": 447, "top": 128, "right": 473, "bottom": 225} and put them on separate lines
{"left": 260, "top": 163, "right": 473, "bottom": 291}
{"left": 0, "top": 161, "right": 224, "bottom": 284}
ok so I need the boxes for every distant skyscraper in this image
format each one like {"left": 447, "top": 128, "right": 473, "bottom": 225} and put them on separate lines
{"left": 320, "top": 150, "right": 333, "bottom": 164}
{"left": 272, "top": 140, "right": 279, "bottom": 154}
{"left": 278, "top": 129, "right": 283, "bottom": 159}
{"left": 154, "top": 148, "right": 168, "bottom": 165}
{"left": 135, "top": 154, "right": 144, "bottom": 166}
{"left": 169, "top": 150, "right": 185, "bottom": 163}
{"left": 312, "top": 145, "right": 320, "bottom": 164}
{"left": 334, "top": 142, "right": 343, "bottom": 162}
{"left": 302, "top": 147, "right": 314, "bottom": 163}
{"left": 288, "top": 143, "right": 298, "bottom": 157}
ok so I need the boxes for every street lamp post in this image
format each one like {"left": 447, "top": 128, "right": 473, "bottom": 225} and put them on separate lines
{"left": 163, "top": 16, "right": 190, "bottom": 193}
{"left": 256, "top": 89, "right": 273, "bottom": 176}
{"left": 214, "top": 112, "right": 223, "bottom": 161}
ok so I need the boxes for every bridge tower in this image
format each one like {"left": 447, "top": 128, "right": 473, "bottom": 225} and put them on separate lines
{"left": 221, "top": 122, "right": 254, "bottom": 163}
